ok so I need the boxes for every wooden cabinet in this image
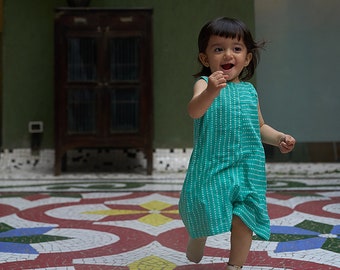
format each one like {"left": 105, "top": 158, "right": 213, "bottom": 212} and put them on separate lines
{"left": 54, "top": 8, "right": 153, "bottom": 175}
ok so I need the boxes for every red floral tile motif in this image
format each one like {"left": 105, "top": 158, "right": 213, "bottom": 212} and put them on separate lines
{"left": 0, "top": 191, "right": 338, "bottom": 269}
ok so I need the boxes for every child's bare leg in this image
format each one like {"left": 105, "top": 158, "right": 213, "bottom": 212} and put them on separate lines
{"left": 186, "top": 236, "right": 207, "bottom": 263}
{"left": 228, "top": 215, "right": 252, "bottom": 268}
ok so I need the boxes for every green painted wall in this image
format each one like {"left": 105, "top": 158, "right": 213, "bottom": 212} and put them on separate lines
{"left": 2, "top": 0, "right": 254, "bottom": 149}
{"left": 255, "top": 0, "right": 340, "bottom": 142}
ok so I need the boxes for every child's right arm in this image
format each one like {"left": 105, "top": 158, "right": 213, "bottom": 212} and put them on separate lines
{"left": 188, "top": 71, "right": 228, "bottom": 119}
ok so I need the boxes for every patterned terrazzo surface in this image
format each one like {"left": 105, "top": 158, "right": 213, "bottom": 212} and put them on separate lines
{"left": 0, "top": 163, "right": 339, "bottom": 269}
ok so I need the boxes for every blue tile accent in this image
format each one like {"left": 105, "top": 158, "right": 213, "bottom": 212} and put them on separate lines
{"left": 275, "top": 237, "right": 326, "bottom": 252}
{"left": 0, "top": 227, "right": 54, "bottom": 238}
{"left": 0, "top": 242, "right": 38, "bottom": 254}
{"left": 271, "top": 225, "right": 319, "bottom": 236}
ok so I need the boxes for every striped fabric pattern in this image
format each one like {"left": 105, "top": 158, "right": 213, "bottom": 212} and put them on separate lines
{"left": 179, "top": 78, "right": 270, "bottom": 240}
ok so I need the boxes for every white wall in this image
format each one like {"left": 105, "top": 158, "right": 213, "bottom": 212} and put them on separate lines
{"left": 255, "top": 0, "right": 340, "bottom": 142}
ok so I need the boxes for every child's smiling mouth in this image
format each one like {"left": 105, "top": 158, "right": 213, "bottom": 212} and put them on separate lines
{"left": 221, "top": 63, "right": 234, "bottom": 70}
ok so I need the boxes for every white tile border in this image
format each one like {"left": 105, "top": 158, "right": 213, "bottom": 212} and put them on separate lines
{"left": 0, "top": 148, "right": 339, "bottom": 179}
{"left": 0, "top": 148, "right": 191, "bottom": 174}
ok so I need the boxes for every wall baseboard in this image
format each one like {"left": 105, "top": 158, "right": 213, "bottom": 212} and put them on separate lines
{"left": 0, "top": 148, "right": 192, "bottom": 174}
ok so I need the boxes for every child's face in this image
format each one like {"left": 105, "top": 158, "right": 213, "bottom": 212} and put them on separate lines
{"left": 199, "top": 35, "right": 252, "bottom": 82}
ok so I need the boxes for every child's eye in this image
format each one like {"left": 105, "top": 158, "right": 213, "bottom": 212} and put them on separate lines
{"left": 234, "top": 46, "right": 242, "bottom": 52}
{"left": 214, "top": 47, "right": 224, "bottom": 53}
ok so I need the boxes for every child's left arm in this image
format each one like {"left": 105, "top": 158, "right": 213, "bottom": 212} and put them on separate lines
{"left": 258, "top": 104, "right": 296, "bottom": 154}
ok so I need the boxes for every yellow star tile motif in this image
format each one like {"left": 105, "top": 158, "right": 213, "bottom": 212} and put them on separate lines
{"left": 138, "top": 213, "right": 173, "bottom": 227}
{"left": 140, "top": 200, "right": 172, "bottom": 211}
{"left": 83, "top": 209, "right": 143, "bottom": 215}
{"left": 128, "top": 255, "right": 176, "bottom": 270}
{"left": 83, "top": 200, "right": 179, "bottom": 227}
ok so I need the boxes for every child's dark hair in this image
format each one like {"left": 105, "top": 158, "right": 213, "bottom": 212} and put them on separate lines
{"left": 194, "top": 17, "right": 265, "bottom": 80}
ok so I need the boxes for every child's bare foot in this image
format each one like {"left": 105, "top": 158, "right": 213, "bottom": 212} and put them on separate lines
{"left": 226, "top": 263, "right": 243, "bottom": 269}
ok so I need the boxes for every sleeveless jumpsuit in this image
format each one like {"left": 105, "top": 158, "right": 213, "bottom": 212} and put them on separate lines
{"left": 179, "top": 77, "right": 270, "bottom": 240}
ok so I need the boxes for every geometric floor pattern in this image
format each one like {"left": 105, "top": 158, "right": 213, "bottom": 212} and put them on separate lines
{"left": 0, "top": 165, "right": 339, "bottom": 269}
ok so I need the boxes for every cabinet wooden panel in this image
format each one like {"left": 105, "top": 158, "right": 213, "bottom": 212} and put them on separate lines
{"left": 54, "top": 8, "right": 153, "bottom": 175}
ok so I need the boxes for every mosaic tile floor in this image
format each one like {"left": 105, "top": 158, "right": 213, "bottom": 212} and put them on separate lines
{"left": 0, "top": 163, "right": 339, "bottom": 269}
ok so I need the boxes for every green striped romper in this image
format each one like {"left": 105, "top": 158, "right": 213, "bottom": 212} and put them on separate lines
{"left": 179, "top": 77, "right": 270, "bottom": 240}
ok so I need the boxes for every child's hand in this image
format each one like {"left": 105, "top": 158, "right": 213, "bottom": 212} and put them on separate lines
{"left": 207, "top": 71, "right": 229, "bottom": 94}
{"left": 278, "top": 134, "right": 296, "bottom": 153}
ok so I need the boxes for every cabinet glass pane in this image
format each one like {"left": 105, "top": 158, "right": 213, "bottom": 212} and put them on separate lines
{"left": 110, "top": 88, "right": 139, "bottom": 132}
{"left": 68, "top": 38, "right": 97, "bottom": 81}
{"left": 110, "top": 37, "right": 140, "bottom": 81}
{"left": 67, "top": 89, "right": 96, "bottom": 133}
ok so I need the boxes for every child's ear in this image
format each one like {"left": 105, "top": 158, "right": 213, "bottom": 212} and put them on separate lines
{"left": 199, "top": 53, "right": 209, "bottom": 67}
{"left": 245, "top": 52, "right": 253, "bottom": 67}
